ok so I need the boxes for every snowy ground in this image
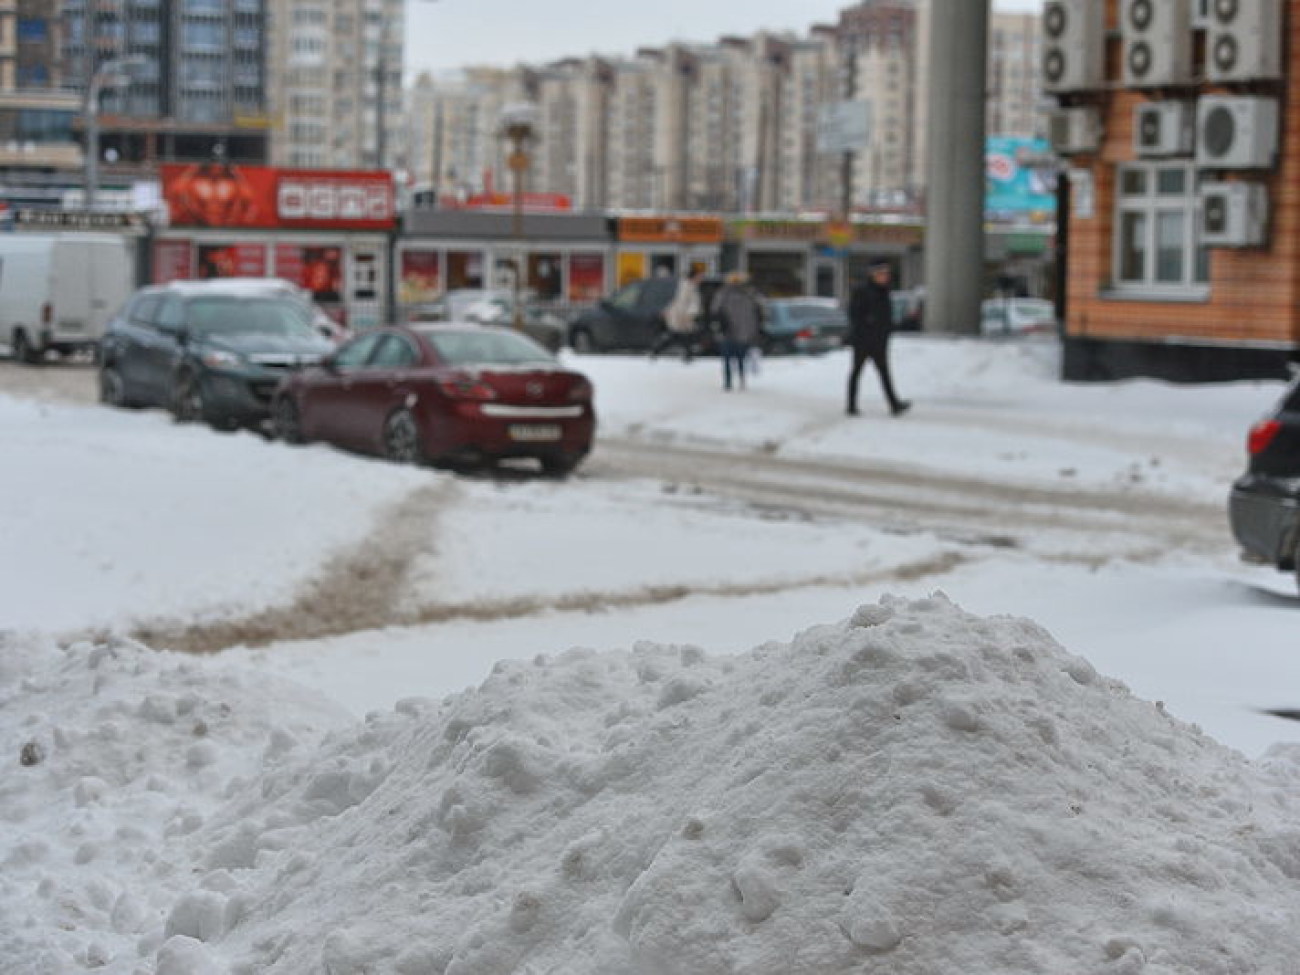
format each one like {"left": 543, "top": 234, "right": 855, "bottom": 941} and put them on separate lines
{"left": 3, "top": 334, "right": 1300, "bottom": 973}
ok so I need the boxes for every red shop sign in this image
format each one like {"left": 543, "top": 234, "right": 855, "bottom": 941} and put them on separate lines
{"left": 161, "top": 163, "right": 396, "bottom": 230}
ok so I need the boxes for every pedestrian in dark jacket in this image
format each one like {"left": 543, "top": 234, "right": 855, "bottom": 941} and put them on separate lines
{"left": 711, "top": 271, "right": 764, "bottom": 391}
{"left": 846, "top": 260, "right": 910, "bottom": 417}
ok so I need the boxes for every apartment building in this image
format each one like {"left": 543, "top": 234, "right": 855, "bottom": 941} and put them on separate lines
{"left": 0, "top": 0, "right": 80, "bottom": 194}
{"left": 268, "top": 0, "right": 404, "bottom": 170}
{"left": 988, "top": 10, "right": 1043, "bottom": 138}
{"left": 839, "top": 0, "right": 919, "bottom": 207}
{"left": 54, "top": 0, "right": 272, "bottom": 166}
{"left": 406, "top": 1, "right": 1024, "bottom": 215}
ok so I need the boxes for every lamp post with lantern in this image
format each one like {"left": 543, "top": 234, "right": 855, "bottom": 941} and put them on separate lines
{"left": 499, "top": 102, "right": 539, "bottom": 334}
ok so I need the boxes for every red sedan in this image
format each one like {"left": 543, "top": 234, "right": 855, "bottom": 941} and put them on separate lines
{"left": 271, "top": 324, "right": 595, "bottom": 475}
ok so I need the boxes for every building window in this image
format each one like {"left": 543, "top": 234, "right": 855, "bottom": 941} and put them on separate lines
{"left": 17, "top": 19, "right": 49, "bottom": 42}
{"left": 1113, "top": 162, "right": 1208, "bottom": 292}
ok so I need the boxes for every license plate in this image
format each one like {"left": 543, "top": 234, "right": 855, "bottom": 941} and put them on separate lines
{"left": 509, "top": 424, "right": 561, "bottom": 442}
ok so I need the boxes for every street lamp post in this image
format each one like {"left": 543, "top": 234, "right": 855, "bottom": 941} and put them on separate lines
{"left": 499, "top": 103, "right": 538, "bottom": 334}
{"left": 84, "top": 55, "right": 146, "bottom": 210}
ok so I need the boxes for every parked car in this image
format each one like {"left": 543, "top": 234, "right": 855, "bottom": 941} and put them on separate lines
{"left": 1228, "top": 375, "right": 1300, "bottom": 592}
{"left": 980, "top": 297, "right": 1057, "bottom": 336}
{"left": 460, "top": 295, "right": 567, "bottom": 353}
{"left": 98, "top": 278, "right": 334, "bottom": 431}
{"left": 271, "top": 323, "right": 595, "bottom": 475}
{"left": 763, "top": 297, "right": 848, "bottom": 355}
{"left": 405, "top": 288, "right": 530, "bottom": 323}
{"left": 0, "top": 232, "right": 136, "bottom": 363}
{"left": 891, "top": 288, "right": 925, "bottom": 331}
{"left": 568, "top": 276, "right": 722, "bottom": 354}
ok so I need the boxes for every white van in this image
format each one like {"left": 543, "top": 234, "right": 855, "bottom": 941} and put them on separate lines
{"left": 0, "top": 233, "right": 137, "bottom": 363}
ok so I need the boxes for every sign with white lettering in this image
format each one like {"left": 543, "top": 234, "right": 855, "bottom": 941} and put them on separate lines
{"left": 161, "top": 164, "right": 395, "bottom": 230}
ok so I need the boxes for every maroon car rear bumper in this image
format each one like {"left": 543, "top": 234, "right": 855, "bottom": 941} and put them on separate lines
{"left": 418, "top": 401, "right": 596, "bottom": 465}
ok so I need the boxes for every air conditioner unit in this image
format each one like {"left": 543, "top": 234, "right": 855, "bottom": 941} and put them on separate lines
{"left": 1122, "top": 0, "right": 1194, "bottom": 87}
{"left": 1049, "top": 106, "right": 1102, "bottom": 154}
{"left": 1042, "top": 0, "right": 1105, "bottom": 94}
{"left": 1135, "top": 101, "right": 1195, "bottom": 156}
{"left": 1196, "top": 96, "right": 1279, "bottom": 168}
{"left": 1206, "top": 0, "right": 1282, "bottom": 82}
{"left": 1200, "top": 181, "right": 1268, "bottom": 246}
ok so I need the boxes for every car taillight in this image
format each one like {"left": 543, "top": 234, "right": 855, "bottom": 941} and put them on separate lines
{"left": 438, "top": 375, "right": 497, "bottom": 401}
{"left": 796, "top": 328, "right": 814, "bottom": 340}
{"left": 568, "top": 377, "right": 593, "bottom": 402}
{"left": 41, "top": 302, "right": 51, "bottom": 325}
{"left": 1248, "top": 419, "right": 1282, "bottom": 456}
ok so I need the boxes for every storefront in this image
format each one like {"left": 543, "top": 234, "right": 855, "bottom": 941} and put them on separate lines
{"left": 726, "top": 217, "right": 924, "bottom": 301}
{"left": 152, "top": 163, "right": 395, "bottom": 329}
{"left": 398, "top": 210, "right": 611, "bottom": 318}
{"left": 613, "top": 216, "right": 722, "bottom": 285}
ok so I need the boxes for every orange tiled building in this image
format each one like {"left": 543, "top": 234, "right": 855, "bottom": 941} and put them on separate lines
{"left": 1046, "top": 0, "right": 1300, "bottom": 380}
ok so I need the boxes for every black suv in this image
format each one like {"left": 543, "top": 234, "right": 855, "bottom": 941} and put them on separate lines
{"left": 98, "top": 279, "right": 334, "bottom": 431}
{"left": 1228, "top": 373, "right": 1300, "bottom": 591}
{"left": 568, "top": 276, "right": 721, "bottom": 354}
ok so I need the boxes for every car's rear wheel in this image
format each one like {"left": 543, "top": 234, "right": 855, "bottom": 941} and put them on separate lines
{"left": 271, "top": 395, "right": 305, "bottom": 444}
{"left": 383, "top": 408, "right": 424, "bottom": 465}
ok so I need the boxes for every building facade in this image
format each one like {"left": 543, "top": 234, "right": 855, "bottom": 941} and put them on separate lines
{"left": 1047, "top": 0, "right": 1299, "bottom": 380}
{"left": 402, "top": 0, "right": 1046, "bottom": 217}
{"left": 268, "top": 0, "right": 405, "bottom": 171}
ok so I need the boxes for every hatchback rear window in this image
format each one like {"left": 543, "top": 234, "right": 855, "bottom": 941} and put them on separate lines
{"left": 423, "top": 329, "right": 553, "bottom": 365}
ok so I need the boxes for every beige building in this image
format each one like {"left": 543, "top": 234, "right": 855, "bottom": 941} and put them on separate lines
{"left": 399, "top": 0, "right": 1044, "bottom": 214}
{"left": 269, "top": 0, "right": 405, "bottom": 170}
{"left": 987, "top": 10, "right": 1043, "bottom": 138}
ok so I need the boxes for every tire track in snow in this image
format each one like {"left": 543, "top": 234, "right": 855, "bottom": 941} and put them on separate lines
{"left": 127, "top": 481, "right": 455, "bottom": 654}
{"left": 128, "top": 549, "right": 975, "bottom": 654}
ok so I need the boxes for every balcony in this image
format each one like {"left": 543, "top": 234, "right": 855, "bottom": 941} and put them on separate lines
{"left": 0, "top": 142, "right": 82, "bottom": 168}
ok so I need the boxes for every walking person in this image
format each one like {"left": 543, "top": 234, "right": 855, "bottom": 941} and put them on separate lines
{"left": 650, "top": 267, "right": 704, "bottom": 362}
{"left": 711, "top": 271, "right": 765, "bottom": 391}
{"left": 846, "top": 260, "right": 911, "bottom": 417}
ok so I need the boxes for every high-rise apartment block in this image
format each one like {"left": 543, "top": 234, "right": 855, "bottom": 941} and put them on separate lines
{"left": 405, "top": 0, "right": 1045, "bottom": 214}
{"left": 268, "top": 0, "right": 405, "bottom": 170}
{"left": 0, "top": 0, "right": 407, "bottom": 205}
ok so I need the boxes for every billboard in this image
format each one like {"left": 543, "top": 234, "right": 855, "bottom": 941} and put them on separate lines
{"left": 985, "top": 137, "right": 1057, "bottom": 223}
{"left": 161, "top": 163, "right": 395, "bottom": 230}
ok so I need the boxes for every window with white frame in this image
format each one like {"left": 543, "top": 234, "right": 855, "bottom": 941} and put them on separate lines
{"left": 1114, "top": 162, "right": 1209, "bottom": 291}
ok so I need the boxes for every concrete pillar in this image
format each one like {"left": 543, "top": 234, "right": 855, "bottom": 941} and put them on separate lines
{"left": 923, "top": 0, "right": 989, "bottom": 334}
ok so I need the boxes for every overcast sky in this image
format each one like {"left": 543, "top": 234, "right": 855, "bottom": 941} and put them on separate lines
{"left": 406, "top": 1, "right": 1045, "bottom": 79}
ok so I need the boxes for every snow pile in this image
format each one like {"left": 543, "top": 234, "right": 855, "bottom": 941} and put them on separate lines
{"left": 8, "top": 596, "right": 1296, "bottom": 973}
{"left": 0, "top": 631, "right": 353, "bottom": 974}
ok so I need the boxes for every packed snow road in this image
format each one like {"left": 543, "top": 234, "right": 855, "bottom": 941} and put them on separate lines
{"left": 1, "top": 355, "right": 1225, "bottom": 568}
{"left": 1, "top": 350, "right": 1237, "bottom": 658}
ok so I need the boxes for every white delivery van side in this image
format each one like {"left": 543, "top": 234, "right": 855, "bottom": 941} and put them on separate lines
{"left": 0, "top": 233, "right": 136, "bottom": 363}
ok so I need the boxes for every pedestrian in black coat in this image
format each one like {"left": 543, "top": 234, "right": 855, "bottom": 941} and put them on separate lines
{"left": 846, "top": 261, "right": 910, "bottom": 417}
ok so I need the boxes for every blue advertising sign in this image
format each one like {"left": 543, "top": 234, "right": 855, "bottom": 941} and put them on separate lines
{"left": 985, "top": 137, "right": 1057, "bottom": 223}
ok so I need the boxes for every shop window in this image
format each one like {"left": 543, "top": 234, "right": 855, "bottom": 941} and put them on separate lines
{"left": 568, "top": 253, "right": 605, "bottom": 303}
{"left": 528, "top": 253, "right": 562, "bottom": 301}
{"left": 447, "top": 251, "right": 483, "bottom": 290}
{"left": 1113, "top": 162, "right": 1208, "bottom": 293}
